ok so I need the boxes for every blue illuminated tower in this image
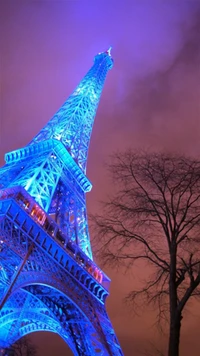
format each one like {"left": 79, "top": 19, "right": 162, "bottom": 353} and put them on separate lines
{"left": 0, "top": 49, "right": 123, "bottom": 355}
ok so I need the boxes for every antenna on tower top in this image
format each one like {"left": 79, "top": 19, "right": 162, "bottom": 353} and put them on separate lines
{"left": 106, "top": 46, "right": 112, "bottom": 56}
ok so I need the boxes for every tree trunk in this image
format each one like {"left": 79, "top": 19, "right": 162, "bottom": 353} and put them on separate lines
{"left": 168, "top": 313, "right": 182, "bottom": 356}
{"left": 168, "top": 242, "right": 181, "bottom": 356}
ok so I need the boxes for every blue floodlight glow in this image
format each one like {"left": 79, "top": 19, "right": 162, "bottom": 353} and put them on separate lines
{"left": 0, "top": 50, "right": 123, "bottom": 355}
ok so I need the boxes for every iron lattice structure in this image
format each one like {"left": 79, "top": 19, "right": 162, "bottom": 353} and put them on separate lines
{"left": 0, "top": 49, "right": 124, "bottom": 355}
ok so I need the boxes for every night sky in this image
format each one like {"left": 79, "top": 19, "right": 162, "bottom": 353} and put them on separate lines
{"left": 1, "top": 1, "right": 200, "bottom": 355}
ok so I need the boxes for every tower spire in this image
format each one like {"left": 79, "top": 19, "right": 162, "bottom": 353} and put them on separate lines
{"left": 106, "top": 46, "right": 112, "bottom": 56}
{"left": 30, "top": 50, "right": 113, "bottom": 172}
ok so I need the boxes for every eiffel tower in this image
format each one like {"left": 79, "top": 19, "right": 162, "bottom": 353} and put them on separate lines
{"left": 0, "top": 49, "right": 123, "bottom": 355}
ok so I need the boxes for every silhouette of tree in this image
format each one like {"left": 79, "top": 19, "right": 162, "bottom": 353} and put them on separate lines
{"left": 92, "top": 150, "right": 200, "bottom": 356}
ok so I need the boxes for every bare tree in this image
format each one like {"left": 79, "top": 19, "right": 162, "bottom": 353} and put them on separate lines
{"left": 3, "top": 336, "right": 38, "bottom": 356}
{"left": 91, "top": 150, "right": 200, "bottom": 356}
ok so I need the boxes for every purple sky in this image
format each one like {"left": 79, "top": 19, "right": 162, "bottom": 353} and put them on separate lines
{"left": 1, "top": 1, "right": 200, "bottom": 355}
